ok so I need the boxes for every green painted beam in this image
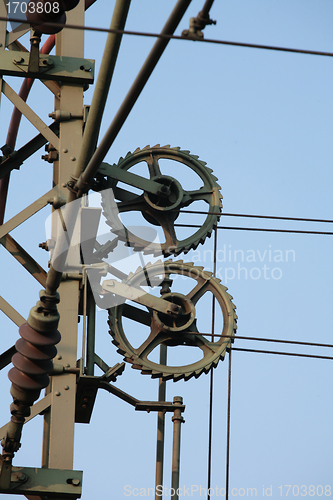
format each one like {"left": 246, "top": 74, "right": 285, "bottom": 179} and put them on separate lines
{"left": 0, "top": 465, "right": 82, "bottom": 497}
{"left": 0, "top": 50, "right": 94, "bottom": 84}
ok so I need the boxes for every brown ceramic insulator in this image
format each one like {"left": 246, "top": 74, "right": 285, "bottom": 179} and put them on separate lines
{"left": 8, "top": 367, "right": 50, "bottom": 392}
{"left": 19, "top": 323, "right": 60, "bottom": 347}
{"left": 15, "top": 338, "right": 57, "bottom": 361}
{"left": 8, "top": 322, "right": 61, "bottom": 394}
{"left": 11, "top": 353, "right": 53, "bottom": 376}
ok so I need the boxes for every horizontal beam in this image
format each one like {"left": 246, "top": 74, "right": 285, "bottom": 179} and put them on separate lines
{"left": 0, "top": 464, "right": 82, "bottom": 497}
{"left": 0, "top": 50, "right": 94, "bottom": 84}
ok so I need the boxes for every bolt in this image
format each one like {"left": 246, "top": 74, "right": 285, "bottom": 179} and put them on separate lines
{"left": 39, "top": 241, "right": 48, "bottom": 251}
{"left": 83, "top": 398, "right": 88, "bottom": 402}
{"left": 71, "top": 478, "right": 80, "bottom": 486}
{"left": 55, "top": 391, "right": 61, "bottom": 396}
{"left": 65, "top": 363, "right": 70, "bottom": 368}
{"left": 13, "top": 57, "right": 24, "bottom": 64}
{"left": 82, "top": 404, "right": 87, "bottom": 409}
{"left": 0, "top": 43, "right": 3, "bottom": 47}
{"left": 41, "top": 58, "right": 53, "bottom": 66}
{"left": 64, "top": 385, "right": 70, "bottom": 391}
{"left": 62, "top": 148, "right": 68, "bottom": 153}
{"left": 57, "top": 355, "right": 62, "bottom": 360}
{"left": 70, "top": 156, "right": 76, "bottom": 161}
{"left": 17, "top": 472, "right": 26, "bottom": 482}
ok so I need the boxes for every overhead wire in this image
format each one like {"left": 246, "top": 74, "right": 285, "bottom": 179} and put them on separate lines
{"left": 1, "top": 17, "right": 333, "bottom": 58}
{"left": 178, "top": 210, "right": 333, "bottom": 224}
{"left": 174, "top": 209, "right": 333, "bottom": 234}
{"left": 196, "top": 334, "right": 333, "bottom": 349}
{"left": 231, "top": 348, "right": 333, "bottom": 361}
{"left": 187, "top": 334, "right": 333, "bottom": 360}
{"left": 175, "top": 223, "right": 333, "bottom": 235}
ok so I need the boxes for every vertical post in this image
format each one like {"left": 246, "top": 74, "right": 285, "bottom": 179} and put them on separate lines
{"left": 171, "top": 396, "right": 184, "bottom": 500}
{"left": 0, "top": 0, "right": 6, "bottom": 108}
{"left": 207, "top": 227, "right": 217, "bottom": 498}
{"left": 0, "top": 1, "right": 8, "bottom": 225}
{"left": 155, "top": 344, "right": 167, "bottom": 500}
{"left": 42, "top": 0, "right": 85, "bottom": 473}
{"left": 86, "top": 282, "right": 96, "bottom": 376}
{"left": 225, "top": 348, "right": 232, "bottom": 500}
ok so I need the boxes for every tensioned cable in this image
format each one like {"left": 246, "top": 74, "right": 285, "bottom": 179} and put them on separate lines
{"left": 177, "top": 210, "right": 333, "bottom": 224}
{"left": 175, "top": 223, "right": 333, "bottom": 235}
{"left": 186, "top": 334, "right": 333, "bottom": 359}
{"left": 195, "top": 334, "right": 333, "bottom": 349}
{"left": 231, "top": 347, "right": 333, "bottom": 361}
{"left": 2, "top": 17, "right": 333, "bottom": 58}
{"left": 185, "top": 335, "right": 333, "bottom": 359}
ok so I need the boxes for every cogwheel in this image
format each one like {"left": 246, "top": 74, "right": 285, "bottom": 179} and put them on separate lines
{"left": 107, "top": 260, "right": 237, "bottom": 382}
{"left": 98, "top": 145, "right": 222, "bottom": 257}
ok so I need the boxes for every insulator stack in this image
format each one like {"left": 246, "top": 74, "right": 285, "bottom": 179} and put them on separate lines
{"left": 26, "top": 0, "right": 81, "bottom": 34}
{"left": 1, "top": 291, "right": 61, "bottom": 461}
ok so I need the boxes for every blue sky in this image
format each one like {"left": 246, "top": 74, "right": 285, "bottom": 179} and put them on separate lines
{"left": 1, "top": 1, "right": 333, "bottom": 499}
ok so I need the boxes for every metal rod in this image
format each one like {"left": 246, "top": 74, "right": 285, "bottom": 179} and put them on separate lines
{"left": 86, "top": 281, "right": 96, "bottom": 376}
{"left": 207, "top": 227, "right": 217, "bottom": 498}
{"left": 81, "top": 269, "right": 88, "bottom": 376}
{"left": 155, "top": 344, "right": 167, "bottom": 500}
{"left": 200, "top": 0, "right": 215, "bottom": 18}
{"left": 72, "top": 0, "right": 131, "bottom": 184}
{"left": 171, "top": 396, "right": 184, "bottom": 500}
{"left": 225, "top": 348, "right": 232, "bottom": 500}
{"left": 75, "top": 0, "right": 191, "bottom": 194}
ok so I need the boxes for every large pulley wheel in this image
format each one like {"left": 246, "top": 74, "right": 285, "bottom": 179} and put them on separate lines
{"left": 99, "top": 145, "right": 222, "bottom": 257}
{"left": 108, "top": 260, "right": 237, "bottom": 382}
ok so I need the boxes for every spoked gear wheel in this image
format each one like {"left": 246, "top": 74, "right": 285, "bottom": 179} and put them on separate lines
{"left": 107, "top": 260, "right": 237, "bottom": 382}
{"left": 99, "top": 145, "right": 222, "bottom": 257}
